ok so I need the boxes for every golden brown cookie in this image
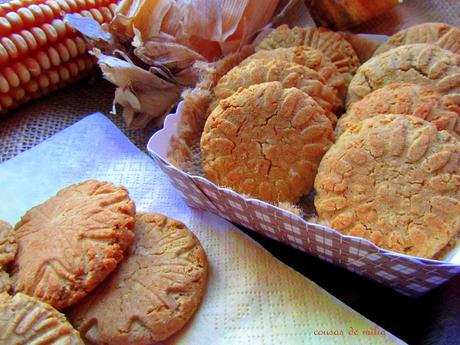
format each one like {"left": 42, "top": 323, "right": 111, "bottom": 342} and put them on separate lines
{"left": 0, "top": 220, "right": 16, "bottom": 267}
{"left": 337, "top": 83, "right": 460, "bottom": 137}
{"left": 315, "top": 115, "right": 460, "bottom": 259}
{"left": 11, "top": 179, "right": 136, "bottom": 310}
{"left": 69, "top": 213, "right": 208, "bottom": 345}
{"left": 374, "top": 22, "right": 460, "bottom": 57}
{"left": 256, "top": 25, "right": 360, "bottom": 83}
{"left": 0, "top": 292, "right": 84, "bottom": 344}
{"left": 347, "top": 44, "right": 460, "bottom": 106}
{"left": 213, "top": 59, "right": 341, "bottom": 122}
{"left": 241, "top": 46, "right": 346, "bottom": 100}
{"left": 201, "top": 81, "right": 334, "bottom": 203}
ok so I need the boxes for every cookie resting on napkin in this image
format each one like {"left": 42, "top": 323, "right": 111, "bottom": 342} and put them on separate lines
{"left": 0, "top": 113, "right": 405, "bottom": 345}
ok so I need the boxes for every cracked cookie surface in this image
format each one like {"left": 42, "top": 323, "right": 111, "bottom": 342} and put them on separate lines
{"left": 241, "top": 46, "right": 346, "bottom": 100}
{"left": 374, "top": 22, "right": 460, "bottom": 57}
{"left": 11, "top": 179, "right": 136, "bottom": 309}
{"left": 213, "top": 59, "right": 341, "bottom": 123}
{"left": 337, "top": 83, "right": 460, "bottom": 137}
{"left": 347, "top": 44, "right": 460, "bottom": 106}
{"left": 201, "top": 81, "right": 334, "bottom": 203}
{"left": 0, "top": 292, "right": 84, "bottom": 344}
{"left": 69, "top": 213, "right": 208, "bottom": 345}
{"left": 315, "top": 115, "right": 460, "bottom": 258}
{"left": 256, "top": 25, "right": 360, "bottom": 84}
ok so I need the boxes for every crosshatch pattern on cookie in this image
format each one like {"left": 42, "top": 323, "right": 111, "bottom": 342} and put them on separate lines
{"left": 152, "top": 155, "right": 460, "bottom": 297}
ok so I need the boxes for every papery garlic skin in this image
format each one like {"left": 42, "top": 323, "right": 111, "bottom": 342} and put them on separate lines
{"left": 95, "top": 50, "right": 181, "bottom": 128}
{"left": 69, "top": 0, "right": 280, "bottom": 128}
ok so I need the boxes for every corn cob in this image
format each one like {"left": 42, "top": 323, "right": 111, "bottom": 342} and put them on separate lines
{"left": 0, "top": 0, "right": 118, "bottom": 114}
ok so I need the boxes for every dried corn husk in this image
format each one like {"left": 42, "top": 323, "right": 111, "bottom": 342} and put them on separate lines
{"left": 68, "top": 0, "right": 281, "bottom": 128}
{"left": 94, "top": 50, "right": 181, "bottom": 129}
{"left": 112, "top": 0, "right": 279, "bottom": 59}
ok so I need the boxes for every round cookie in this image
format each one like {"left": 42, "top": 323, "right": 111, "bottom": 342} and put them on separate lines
{"left": 11, "top": 179, "right": 136, "bottom": 309}
{"left": 347, "top": 44, "right": 460, "bottom": 106}
{"left": 0, "top": 220, "right": 16, "bottom": 267}
{"left": 374, "top": 22, "right": 460, "bottom": 57}
{"left": 213, "top": 59, "right": 341, "bottom": 122}
{"left": 337, "top": 83, "right": 460, "bottom": 137}
{"left": 0, "top": 292, "right": 84, "bottom": 344}
{"left": 201, "top": 81, "right": 335, "bottom": 203}
{"left": 69, "top": 213, "right": 208, "bottom": 345}
{"left": 256, "top": 25, "right": 360, "bottom": 83}
{"left": 241, "top": 46, "right": 346, "bottom": 100}
{"left": 315, "top": 114, "right": 460, "bottom": 259}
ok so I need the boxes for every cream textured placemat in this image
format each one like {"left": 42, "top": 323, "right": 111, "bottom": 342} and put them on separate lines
{"left": 0, "top": 113, "right": 405, "bottom": 345}
{"left": 0, "top": 0, "right": 459, "bottom": 162}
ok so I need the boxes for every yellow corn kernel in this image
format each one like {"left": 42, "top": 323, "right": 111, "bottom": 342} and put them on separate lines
{"left": 1, "top": 37, "right": 19, "bottom": 60}
{"left": 23, "top": 57, "right": 41, "bottom": 77}
{"left": 11, "top": 86, "right": 25, "bottom": 101}
{"left": 0, "top": 75, "right": 9, "bottom": 93}
{"left": 0, "top": 94, "right": 13, "bottom": 109}
{"left": 16, "top": 7, "right": 35, "bottom": 27}
{"left": 13, "top": 61, "right": 31, "bottom": 84}
{"left": 0, "top": 0, "right": 118, "bottom": 114}
{"left": 20, "top": 29, "right": 38, "bottom": 50}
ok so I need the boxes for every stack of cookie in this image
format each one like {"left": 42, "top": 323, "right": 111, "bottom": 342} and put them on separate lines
{"left": 0, "top": 180, "right": 208, "bottom": 344}
{"left": 201, "top": 25, "right": 361, "bottom": 204}
{"left": 315, "top": 23, "right": 460, "bottom": 259}
{"left": 199, "top": 23, "right": 460, "bottom": 260}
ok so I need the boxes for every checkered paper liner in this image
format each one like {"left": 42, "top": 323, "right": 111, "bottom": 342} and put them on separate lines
{"left": 147, "top": 106, "right": 460, "bottom": 297}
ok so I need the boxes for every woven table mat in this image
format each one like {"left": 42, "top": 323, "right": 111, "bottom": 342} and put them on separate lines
{"left": 1, "top": 0, "right": 459, "bottom": 163}
{"left": 0, "top": 77, "right": 156, "bottom": 162}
